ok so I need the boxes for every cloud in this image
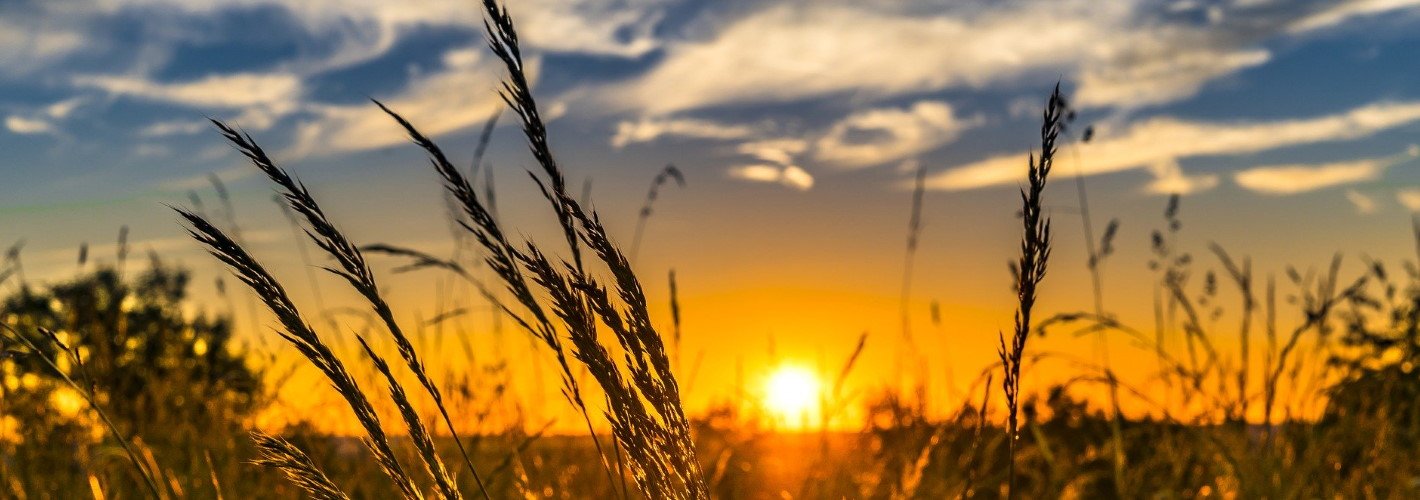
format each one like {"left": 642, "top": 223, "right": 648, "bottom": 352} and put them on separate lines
{"left": 726, "top": 139, "right": 814, "bottom": 190}
{"left": 611, "top": 117, "right": 759, "bottom": 147}
{"left": 1075, "top": 43, "right": 1269, "bottom": 108}
{"left": 600, "top": 3, "right": 1116, "bottom": 114}
{"left": 1, "top": 97, "right": 89, "bottom": 137}
{"left": 737, "top": 139, "right": 808, "bottom": 166}
{"left": 512, "top": 0, "right": 666, "bottom": 58}
{"left": 1399, "top": 189, "right": 1420, "bottom": 212}
{"left": 1233, "top": 159, "right": 1389, "bottom": 194}
{"left": 73, "top": 72, "right": 303, "bottom": 109}
{"left": 1289, "top": 0, "right": 1420, "bottom": 33}
{"left": 595, "top": 0, "right": 1400, "bottom": 116}
{"left": 814, "top": 100, "right": 978, "bottom": 168}
{"left": 5, "top": 116, "right": 55, "bottom": 135}
{"left": 0, "top": 17, "right": 86, "bottom": 73}
{"left": 1144, "top": 159, "right": 1219, "bottom": 195}
{"left": 927, "top": 100, "right": 1420, "bottom": 190}
{"left": 77, "top": 0, "right": 665, "bottom": 61}
{"left": 284, "top": 48, "right": 510, "bottom": 157}
{"left": 43, "top": 97, "right": 87, "bottom": 119}
{"left": 728, "top": 164, "right": 814, "bottom": 191}
{"left": 139, "top": 120, "right": 209, "bottom": 137}
{"left": 1346, "top": 189, "right": 1377, "bottom": 214}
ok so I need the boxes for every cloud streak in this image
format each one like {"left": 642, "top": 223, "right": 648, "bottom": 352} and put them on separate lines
{"left": 74, "top": 72, "right": 303, "bottom": 109}
{"left": 284, "top": 48, "right": 510, "bottom": 157}
{"left": 814, "top": 100, "right": 979, "bottom": 168}
{"left": 1233, "top": 158, "right": 1393, "bottom": 195}
{"left": 593, "top": 0, "right": 1403, "bottom": 117}
{"left": 612, "top": 116, "right": 759, "bottom": 147}
{"left": 927, "top": 101, "right": 1420, "bottom": 191}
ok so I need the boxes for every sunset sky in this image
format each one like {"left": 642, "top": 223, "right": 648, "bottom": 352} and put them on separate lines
{"left": 4, "top": 0, "right": 1420, "bottom": 424}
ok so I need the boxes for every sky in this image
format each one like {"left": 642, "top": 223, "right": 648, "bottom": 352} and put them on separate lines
{"left": 4, "top": 0, "right": 1420, "bottom": 427}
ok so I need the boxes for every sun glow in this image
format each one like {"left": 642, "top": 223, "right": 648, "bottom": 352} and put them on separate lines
{"left": 763, "top": 365, "right": 822, "bottom": 429}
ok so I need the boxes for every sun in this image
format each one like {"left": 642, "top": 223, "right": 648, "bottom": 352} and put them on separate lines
{"left": 763, "top": 365, "right": 822, "bottom": 429}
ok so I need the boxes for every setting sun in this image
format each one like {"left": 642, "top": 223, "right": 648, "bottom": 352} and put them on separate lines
{"left": 763, "top": 365, "right": 823, "bottom": 429}
{"left": 8, "top": 0, "right": 1420, "bottom": 496}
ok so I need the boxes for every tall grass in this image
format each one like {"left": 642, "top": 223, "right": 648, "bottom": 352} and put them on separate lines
{"left": 170, "top": 0, "right": 708, "bottom": 496}
{"left": 0, "top": 324, "right": 165, "bottom": 498}
{"left": 998, "top": 83, "right": 1067, "bottom": 499}
{"left": 6, "top": 1, "right": 1420, "bottom": 497}
{"left": 205, "top": 119, "right": 490, "bottom": 499}
{"left": 179, "top": 210, "right": 425, "bottom": 498}
{"left": 629, "top": 164, "right": 686, "bottom": 262}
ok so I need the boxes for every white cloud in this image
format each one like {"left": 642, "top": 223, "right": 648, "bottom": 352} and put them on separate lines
{"left": 284, "top": 48, "right": 510, "bottom": 157}
{"left": 1233, "top": 159, "right": 1389, "bottom": 194}
{"left": 728, "top": 164, "right": 814, "bottom": 191}
{"left": 1144, "top": 159, "right": 1219, "bottom": 195}
{"left": 74, "top": 72, "right": 303, "bottom": 109}
{"left": 814, "top": 100, "right": 978, "bottom": 168}
{"left": 611, "top": 117, "right": 759, "bottom": 147}
{"left": 1289, "top": 0, "right": 1420, "bottom": 33}
{"left": 1399, "top": 189, "right": 1420, "bottom": 212}
{"left": 726, "top": 138, "right": 815, "bottom": 190}
{"left": 43, "top": 97, "right": 87, "bottom": 119}
{"left": 927, "top": 100, "right": 1420, "bottom": 190}
{"left": 596, "top": 1, "right": 1380, "bottom": 115}
{"left": 601, "top": 3, "right": 1115, "bottom": 114}
{"left": 737, "top": 139, "right": 808, "bottom": 166}
{"left": 140, "top": 120, "right": 209, "bottom": 137}
{"left": 1346, "top": 189, "right": 1377, "bottom": 214}
{"left": 1076, "top": 43, "right": 1269, "bottom": 108}
{"left": 0, "top": 17, "right": 86, "bottom": 73}
{"left": 4, "top": 116, "right": 55, "bottom": 135}
{"left": 587, "top": 0, "right": 1420, "bottom": 117}
{"left": 0, "top": 97, "right": 90, "bottom": 137}
{"left": 82, "top": 0, "right": 665, "bottom": 60}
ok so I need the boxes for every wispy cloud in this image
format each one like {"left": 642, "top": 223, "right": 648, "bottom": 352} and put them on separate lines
{"left": 284, "top": 48, "right": 509, "bottom": 157}
{"left": 814, "top": 100, "right": 979, "bottom": 168}
{"left": 1346, "top": 189, "right": 1378, "bottom": 214}
{"left": 0, "top": 17, "right": 85, "bottom": 73}
{"left": 727, "top": 164, "right": 814, "bottom": 191}
{"left": 1233, "top": 158, "right": 1392, "bottom": 195}
{"left": 1398, "top": 189, "right": 1420, "bottom": 211}
{"left": 927, "top": 101, "right": 1420, "bottom": 191}
{"left": 4, "top": 116, "right": 55, "bottom": 135}
{"left": 611, "top": 116, "right": 759, "bottom": 147}
{"left": 592, "top": 0, "right": 1400, "bottom": 117}
{"left": 736, "top": 139, "right": 807, "bottom": 165}
{"left": 726, "top": 139, "right": 814, "bottom": 190}
{"left": 3, "top": 97, "right": 89, "bottom": 137}
{"left": 139, "top": 120, "right": 209, "bottom": 137}
{"left": 600, "top": 3, "right": 1118, "bottom": 114}
{"left": 73, "top": 72, "right": 303, "bottom": 109}
{"left": 77, "top": 0, "right": 666, "bottom": 60}
{"left": 1144, "top": 159, "right": 1219, "bottom": 195}
{"left": 1289, "top": 0, "right": 1420, "bottom": 33}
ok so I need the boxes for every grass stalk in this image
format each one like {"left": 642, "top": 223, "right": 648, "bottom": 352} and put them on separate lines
{"left": 207, "top": 119, "right": 490, "bottom": 499}
{"left": 0, "top": 325, "right": 166, "bottom": 499}
{"left": 629, "top": 164, "right": 685, "bottom": 262}
{"left": 177, "top": 208, "right": 422, "bottom": 498}
{"left": 999, "top": 84, "right": 1066, "bottom": 499}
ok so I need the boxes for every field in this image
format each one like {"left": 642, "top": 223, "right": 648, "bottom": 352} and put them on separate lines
{"left": 4, "top": 1, "right": 1420, "bottom": 498}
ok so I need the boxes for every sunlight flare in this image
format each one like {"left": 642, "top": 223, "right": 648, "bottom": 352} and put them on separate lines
{"left": 763, "top": 364, "right": 822, "bottom": 429}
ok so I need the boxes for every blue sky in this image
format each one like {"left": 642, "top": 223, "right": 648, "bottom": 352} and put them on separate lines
{"left": 5, "top": 0, "right": 1420, "bottom": 408}
{"left": 3, "top": 1, "right": 1418, "bottom": 201}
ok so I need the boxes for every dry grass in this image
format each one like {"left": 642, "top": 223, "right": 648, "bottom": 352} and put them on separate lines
{"left": 5, "top": 2, "right": 1420, "bottom": 499}
{"left": 997, "top": 83, "right": 1067, "bottom": 499}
